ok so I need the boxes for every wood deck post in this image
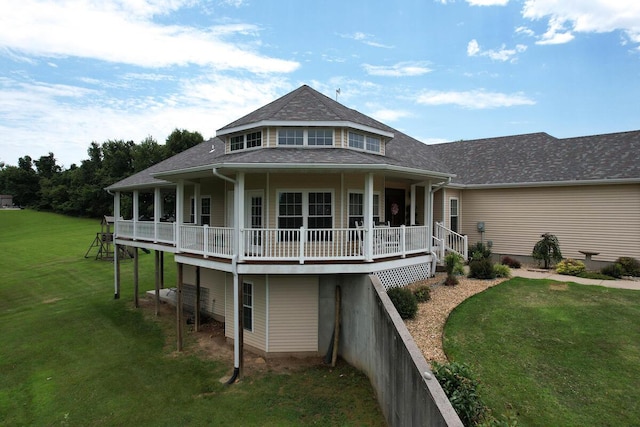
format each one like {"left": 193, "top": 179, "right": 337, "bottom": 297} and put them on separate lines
{"left": 133, "top": 247, "right": 139, "bottom": 308}
{"left": 195, "top": 266, "right": 201, "bottom": 332}
{"left": 114, "top": 244, "right": 121, "bottom": 299}
{"left": 154, "top": 250, "right": 160, "bottom": 316}
{"left": 160, "top": 251, "right": 164, "bottom": 289}
{"left": 176, "top": 262, "right": 183, "bottom": 352}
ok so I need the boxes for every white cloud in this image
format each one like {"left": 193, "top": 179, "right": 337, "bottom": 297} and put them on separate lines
{"left": 523, "top": 0, "right": 640, "bottom": 46}
{"left": 467, "top": 0, "right": 509, "bottom": 6}
{"left": 367, "top": 107, "right": 412, "bottom": 122}
{"left": 467, "top": 39, "right": 527, "bottom": 61}
{"left": 363, "top": 61, "right": 433, "bottom": 77}
{"left": 416, "top": 89, "right": 535, "bottom": 109}
{"left": 0, "top": 0, "right": 299, "bottom": 73}
{"left": 339, "top": 32, "right": 394, "bottom": 49}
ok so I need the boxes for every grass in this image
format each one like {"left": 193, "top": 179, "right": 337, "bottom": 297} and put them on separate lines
{"left": 442, "top": 277, "right": 640, "bottom": 426}
{"left": 0, "top": 210, "right": 384, "bottom": 426}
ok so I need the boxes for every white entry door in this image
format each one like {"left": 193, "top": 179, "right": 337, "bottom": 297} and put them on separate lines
{"left": 245, "top": 190, "right": 264, "bottom": 256}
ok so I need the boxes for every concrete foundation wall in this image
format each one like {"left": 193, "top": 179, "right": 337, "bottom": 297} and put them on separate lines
{"left": 321, "top": 274, "right": 462, "bottom": 427}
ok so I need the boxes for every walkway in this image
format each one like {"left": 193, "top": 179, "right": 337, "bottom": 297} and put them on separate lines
{"left": 512, "top": 269, "right": 640, "bottom": 291}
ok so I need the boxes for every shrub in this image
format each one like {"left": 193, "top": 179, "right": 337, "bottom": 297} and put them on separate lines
{"left": 445, "top": 252, "right": 465, "bottom": 276}
{"left": 500, "top": 256, "right": 521, "bottom": 269}
{"left": 577, "top": 271, "right": 615, "bottom": 280}
{"left": 617, "top": 257, "right": 640, "bottom": 277}
{"left": 532, "top": 233, "right": 563, "bottom": 269}
{"left": 493, "top": 263, "right": 511, "bottom": 278}
{"left": 444, "top": 275, "right": 459, "bottom": 287}
{"left": 469, "top": 258, "right": 497, "bottom": 279}
{"left": 469, "top": 242, "right": 491, "bottom": 262}
{"left": 413, "top": 285, "right": 431, "bottom": 303}
{"left": 431, "top": 361, "right": 489, "bottom": 426}
{"left": 556, "top": 258, "right": 586, "bottom": 276}
{"left": 386, "top": 287, "right": 418, "bottom": 319}
{"left": 601, "top": 263, "right": 624, "bottom": 278}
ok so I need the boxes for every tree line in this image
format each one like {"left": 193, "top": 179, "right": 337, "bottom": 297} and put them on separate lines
{"left": 0, "top": 129, "right": 203, "bottom": 217}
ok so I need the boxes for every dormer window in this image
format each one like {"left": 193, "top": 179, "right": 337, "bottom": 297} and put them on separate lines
{"left": 348, "top": 131, "right": 380, "bottom": 153}
{"left": 230, "top": 131, "right": 262, "bottom": 152}
{"left": 278, "top": 128, "right": 334, "bottom": 147}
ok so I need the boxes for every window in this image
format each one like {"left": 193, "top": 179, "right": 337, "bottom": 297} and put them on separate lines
{"left": 308, "top": 129, "right": 333, "bottom": 146}
{"left": 308, "top": 192, "right": 332, "bottom": 229}
{"left": 200, "top": 197, "right": 211, "bottom": 225}
{"left": 348, "top": 132, "right": 364, "bottom": 149}
{"left": 230, "top": 131, "right": 262, "bottom": 151}
{"left": 450, "top": 198, "right": 459, "bottom": 233}
{"left": 348, "top": 192, "right": 380, "bottom": 227}
{"left": 278, "top": 128, "right": 304, "bottom": 146}
{"left": 243, "top": 282, "right": 253, "bottom": 332}
{"left": 246, "top": 131, "right": 262, "bottom": 149}
{"left": 277, "top": 190, "right": 334, "bottom": 240}
{"left": 278, "top": 192, "right": 303, "bottom": 230}
{"left": 366, "top": 135, "right": 380, "bottom": 152}
{"left": 230, "top": 135, "right": 244, "bottom": 151}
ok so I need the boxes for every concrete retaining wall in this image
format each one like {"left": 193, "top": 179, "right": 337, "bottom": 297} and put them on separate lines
{"left": 321, "top": 274, "right": 462, "bottom": 426}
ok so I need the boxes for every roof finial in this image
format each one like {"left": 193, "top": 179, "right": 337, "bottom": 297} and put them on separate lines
{"left": 335, "top": 88, "right": 341, "bottom": 102}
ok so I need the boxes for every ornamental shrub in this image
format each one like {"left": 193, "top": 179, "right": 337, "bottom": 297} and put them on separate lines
{"left": 413, "top": 285, "right": 431, "bottom": 303}
{"left": 445, "top": 252, "right": 465, "bottom": 276}
{"left": 468, "top": 242, "right": 491, "bottom": 262}
{"left": 431, "top": 361, "right": 489, "bottom": 426}
{"left": 532, "top": 233, "right": 563, "bottom": 269}
{"left": 444, "top": 275, "right": 460, "bottom": 287}
{"left": 556, "top": 258, "right": 586, "bottom": 276}
{"left": 386, "top": 287, "right": 418, "bottom": 319}
{"left": 500, "top": 256, "right": 521, "bottom": 269}
{"left": 469, "top": 258, "right": 496, "bottom": 279}
{"left": 601, "top": 263, "right": 624, "bottom": 278}
{"left": 493, "top": 263, "right": 511, "bottom": 278}
{"left": 617, "top": 257, "right": 640, "bottom": 277}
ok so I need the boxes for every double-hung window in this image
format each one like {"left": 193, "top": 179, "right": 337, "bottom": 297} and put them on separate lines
{"left": 348, "top": 192, "right": 380, "bottom": 227}
{"left": 243, "top": 282, "right": 253, "bottom": 332}
{"left": 277, "top": 190, "right": 333, "bottom": 240}
{"left": 450, "top": 198, "right": 459, "bottom": 233}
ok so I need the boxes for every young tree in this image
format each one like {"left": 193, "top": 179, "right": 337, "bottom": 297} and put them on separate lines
{"left": 165, "top": 128, "right": 204, "bottom": 157}
{"left": 532, "top": 233, "right": 563, "bottom": 269}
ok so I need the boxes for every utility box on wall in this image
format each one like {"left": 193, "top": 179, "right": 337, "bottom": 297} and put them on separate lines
{"left": 477, "top": 222, "right": 485, "bottom": 232}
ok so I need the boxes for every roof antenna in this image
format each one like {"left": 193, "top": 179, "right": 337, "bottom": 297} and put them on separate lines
{"left": 335, "top": 88, "right": 340, "bottom": 102}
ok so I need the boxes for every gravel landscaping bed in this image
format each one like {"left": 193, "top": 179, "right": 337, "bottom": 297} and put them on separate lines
{"left": 405, "top": 273, "right": 508, "bottom": 364}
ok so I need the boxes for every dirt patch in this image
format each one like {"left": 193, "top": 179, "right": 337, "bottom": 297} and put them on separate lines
{"left": 42, "top": 297, "right": 62, "bottom": 304}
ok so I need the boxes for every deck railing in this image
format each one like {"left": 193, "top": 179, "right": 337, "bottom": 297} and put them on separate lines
{"left": 116, "top": 220, "right": 434, "bottom": 263}
{"left": 434, "top": 222, "right": 468, "bottom": 261}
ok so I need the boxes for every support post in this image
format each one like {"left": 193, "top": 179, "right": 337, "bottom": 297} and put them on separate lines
{"left": 154, "top": 250, "right": 160, "bottom": 316}
{"left": 133, "top": 247, "right": 139, "bottom": 308}
{"left": 364, "top": 173, "right": 374, "bottom": 262}
{"left": 176, "top": 262, "right": 184, "bottom": 352}
{"left": 195, "top": 266, "right": 201, "bottom": 332}
{"left": 114, "top": 244, "right": 121, "bottom": 299}
{"left": 237, "top": 274, "right": 244, "bottom": 379}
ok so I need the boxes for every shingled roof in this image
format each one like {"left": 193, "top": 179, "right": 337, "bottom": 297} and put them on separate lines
{"left": 430, "top": 130, "right": 640, "bottom": 186}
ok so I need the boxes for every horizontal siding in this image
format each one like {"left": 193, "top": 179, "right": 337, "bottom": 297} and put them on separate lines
{"left": 201, "top": 269, "right": 226, "bottom": 318}
{"left": 268, "top": 275, "right": 318, "bottom": 353}
{"left": 225, "top": 275, "right": 267, "bottom": 352}
{"left": 460, "top": 184, "right": 640, "bottom": 262}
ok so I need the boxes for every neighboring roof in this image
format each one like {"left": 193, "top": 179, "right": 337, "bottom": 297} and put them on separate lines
{"left": 430, "top": 130, "right": 640, "bottom": 187}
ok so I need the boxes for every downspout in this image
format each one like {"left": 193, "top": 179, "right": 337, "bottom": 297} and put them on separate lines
{"left": 212, "top": 168, "right": 242, "bottom": 385}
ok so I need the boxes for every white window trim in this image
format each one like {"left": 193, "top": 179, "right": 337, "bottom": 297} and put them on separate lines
{"left": 347, "top": 190, "right": 381, "bottom": 225}
{"left": 449, "top": 197, "right": 459, "bottom": 232}
{"left": 228, "top": 130, "right": 263, "bottom": 152}
{"left": 242, "top": 281, "right": 253, "bottom": 332}
{"left": 190, "top": 195, "right": 211, "bottom": 225}
{"left": 348, "top": 130, "right": 382, "bottom": 154}
{"left": 276, "top": 128, "right": 335, "bottom": 147}
{"left": 276, "top": 189, "right": 335, "bottom": 229}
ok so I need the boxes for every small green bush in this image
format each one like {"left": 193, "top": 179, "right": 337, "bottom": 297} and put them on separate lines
{"left": 617, "top": 257, "right": 640, "bottom": 277}
{"left": 413, "top": 285, "right": 431, "bottom": 303}
{"left": 386, "top": 287, "right": 418, "bottom": 319}
{"left": 577, "top": 271, "right": 615, "bottom": 280}
{"left": 469, "top": 242, "right": 492, "bottom": 262}
{"left": 556, "top": 258, "right": 586, "bottom": 276}
{"left": 469, "top": 258, "right": 497, "bottom": 279}
{"left": 500, "top": 256, "right": 521, "bottom": 269}
{"left": 431, "top": 361, "right": 489, "bottom": 426}
{"left": 445, "top": 252, "right": 465, "bottom": 276}
{"left": 444, "top": 275, "right": 459, "bottom": 286}
{"left": 601, "top": 263, "right": 624, "bottom": 278}
{"left": 493, "top": 263, "right": 511, "bottom": 278}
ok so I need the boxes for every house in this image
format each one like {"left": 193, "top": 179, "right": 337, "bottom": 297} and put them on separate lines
{"left": 106, "top": 84, "right": 640, "bottom": 371}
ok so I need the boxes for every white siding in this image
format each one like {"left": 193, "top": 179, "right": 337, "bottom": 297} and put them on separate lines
{"left": 225, "top": 275, "right": 267, "bottom": 352}
{"left": 268, "top": 275, "right": 319, "bottom": 353}
{"left": 460, "top": 184, "right": 640, "bottom": 262}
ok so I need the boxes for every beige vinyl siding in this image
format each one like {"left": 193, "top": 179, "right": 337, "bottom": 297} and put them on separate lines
{"left": 182, "top": 266, "right": 226, "bottom": 319}
{"left": 443, "top": 189, "right": 461, "bottom": 230}
{"left": 268, "top": 275, "right": 319, "bottom": 353}
{"left": 433, "top": 189, "right": 444, "bottom": 224}
{"left": 460, "top": 184, "right": 640, "bottom": 262}
{"left": 225, "top": 275, "right": 267, "bottom": 352}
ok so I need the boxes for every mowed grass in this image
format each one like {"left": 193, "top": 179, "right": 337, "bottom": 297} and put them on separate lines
{"left": 0, "top": 210, "right": 384, "bottom": 426}
{"left": 443, "top": 278, "right": 640, "bottom": 426}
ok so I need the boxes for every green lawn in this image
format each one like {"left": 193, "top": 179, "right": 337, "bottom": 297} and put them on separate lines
{"left": 0, "top": 210, "right": 384, "bottom": 426}
{"left": 443, "top": 278, "right": 640, "bottom": 426}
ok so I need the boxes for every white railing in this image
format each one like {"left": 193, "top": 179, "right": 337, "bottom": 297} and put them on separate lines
{"left": 116, "top": 220, "right": 434, "bottom": 263}
{"left": 434, "top": 222, "right": 468, "bottom": 260}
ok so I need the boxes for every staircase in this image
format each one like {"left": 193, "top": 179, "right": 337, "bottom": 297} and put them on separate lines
{"left": 433, "top": 222, "right": 468, "bottom": 264}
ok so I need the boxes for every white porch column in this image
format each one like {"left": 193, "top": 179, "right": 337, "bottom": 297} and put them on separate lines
{"left": 410, "top": 184, "right": 417, "bottom": 226}
{"left": 425, "top": 181, "right": 433, "bottom": 254}
{"left": 176, "top": 180, "right": 184, "bottom": 251}
{"left": 235, "top": 172, "right": 245, "bottom": 261}
{"left": 132, "top": 190, "right": 139, "bottom": 239}
{"left": 154, "top": 187, "right": 161, "bottom": 242}
{"left": 364, "top": 173, "right": 374, "bottom": 262}
{"left": 193, "top": 183, "right": 201, "bottom": 225}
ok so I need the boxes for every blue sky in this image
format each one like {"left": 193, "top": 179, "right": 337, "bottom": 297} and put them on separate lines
{"left": 1, "top": 0, "right": 639, "bottom": 167}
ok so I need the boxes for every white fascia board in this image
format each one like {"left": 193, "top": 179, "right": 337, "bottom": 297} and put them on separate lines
{"left": 452, "top": 177, "right": 640, "bottom": 190}
{"left": 216, "top": 120, "right": 395, "bottom": 139}
{"left": 106, "top": 180, "right": 175, "bottom": 192}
